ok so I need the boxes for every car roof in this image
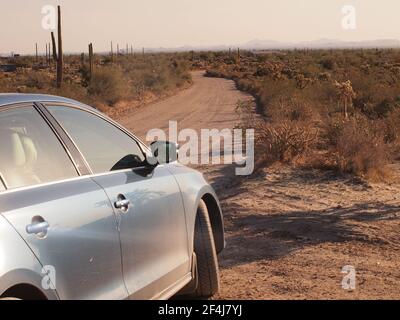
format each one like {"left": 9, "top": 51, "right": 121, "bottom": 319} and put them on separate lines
{"left": 0, "top": 93, "right": 96, "bottom": 111}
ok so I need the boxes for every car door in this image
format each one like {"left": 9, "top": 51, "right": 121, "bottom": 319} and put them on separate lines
{"left": 0, "top": 104, "right": 127, "bottom": 300}
{"left": 46, "top": 104, "right": 191, "bottom": 299}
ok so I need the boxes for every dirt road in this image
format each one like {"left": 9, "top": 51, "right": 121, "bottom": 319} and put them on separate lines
{"left": 120, "top": 71, "right": 400, "bottom": 300}
{"left": 119, "top": 70, "right": 251, "bottom": 141}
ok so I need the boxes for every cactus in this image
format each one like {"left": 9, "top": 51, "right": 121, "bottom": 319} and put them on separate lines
{"left": 334, "top": 80, "right": 356, "bottom": 119}
{"left": 116, "top": 44, "right": 119, "bottom": 63}
{"left": 48, "top": 42, "right": 51, "bottom": 65}
{"left": 45, "top": 44, "right": 48, "bottom": 65}
{"left": 51, "top": 32, "right": 57, "bottom": 62}
{"left": 88, "top": 43, "right": 94, "bottom": 83}
{"left": 110, "top": 41, "right": 114, "bottom": 63}
{"left": 56, "top": 5, "right": 63, "bottom": 88}
{"left": 49, "top": 6, "right": 63, "bottom": 87}
{"left": 80, "top": 52, "right": 85, "bottom": 66}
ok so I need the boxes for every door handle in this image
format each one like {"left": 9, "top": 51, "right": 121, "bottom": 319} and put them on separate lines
{"left": 115, "top": 199, "right": 130, "bottom": 208}
{"left": 26, "top": 221, "right": 49, "bottom": 236}
{"left": 114, "top": 197, "right": 130, "bottom": 212}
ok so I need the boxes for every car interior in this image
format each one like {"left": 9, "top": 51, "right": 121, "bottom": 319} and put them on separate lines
{"left": 0, "top": 127, "right": 41, "bottom": 188}
{"left": 0, "top": 107, "right": 78, "bottom": 189}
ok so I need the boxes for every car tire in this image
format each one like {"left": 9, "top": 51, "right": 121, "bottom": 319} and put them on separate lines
{"left": 192, "top": 200, "right": 220, "bottom": 298}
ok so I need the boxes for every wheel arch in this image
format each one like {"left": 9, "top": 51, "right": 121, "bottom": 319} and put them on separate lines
{"left": 1, "top": 283, "right": 47, "bottom": 300}
{"left": 200, "top": 193, "right": 225, "bottom": 253}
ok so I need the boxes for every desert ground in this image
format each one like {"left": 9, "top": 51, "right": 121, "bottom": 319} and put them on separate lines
{"left": 119, "top": 71, "right": 400, "bottom": 299}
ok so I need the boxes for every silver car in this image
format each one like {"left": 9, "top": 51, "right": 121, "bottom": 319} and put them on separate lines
{"left": 0, "top": 94, "right": 224, "bottom": 300}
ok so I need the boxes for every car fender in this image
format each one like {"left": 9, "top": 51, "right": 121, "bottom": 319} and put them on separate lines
{"left": 166, "top": 164, "right": 225, "bottom": 255}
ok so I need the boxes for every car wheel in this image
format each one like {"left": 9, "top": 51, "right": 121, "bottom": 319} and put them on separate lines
{"left": 192, "top": 200, "right": 220, "bottom": 298}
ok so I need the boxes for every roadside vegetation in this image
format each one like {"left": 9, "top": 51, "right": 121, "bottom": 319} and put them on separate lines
{"left": 203, "top": 49, "right": 400, "bottom": 181}
{"left": 2, "top": 48, "right": 400, "bottom": 181}
{"left": 0, "top": 52, "right": 192, "bottom": 116}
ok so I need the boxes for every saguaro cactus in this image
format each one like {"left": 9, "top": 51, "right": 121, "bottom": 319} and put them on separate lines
{"left": 56, "top": 5, "right": 63, "bottom": 88}
{"left": 50, "top": 6, "right": 63, "bottom": 87}
{"left": 88, "top": 43, "right": 94, "bottom": 83}
{"left": 51, "top": 32, "right": 57, "bottom": 62}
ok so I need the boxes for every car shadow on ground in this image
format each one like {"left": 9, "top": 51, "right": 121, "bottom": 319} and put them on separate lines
{"left": 204, "top": 163, "right": 400, "bottom": 269}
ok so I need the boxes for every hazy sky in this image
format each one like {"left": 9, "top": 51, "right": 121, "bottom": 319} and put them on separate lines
{"left": 1, "top": 0, "right": 399, "bottom": 54}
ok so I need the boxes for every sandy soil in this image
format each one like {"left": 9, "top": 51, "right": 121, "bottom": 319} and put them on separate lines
{"left": 120, "top": 71, "right": 400, "bottom": 300}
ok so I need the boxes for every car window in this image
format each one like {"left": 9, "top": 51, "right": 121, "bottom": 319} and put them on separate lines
{"left": 47, "top": 106, "right": 146, "bottom": 174}
{"left": 0, "top": 106, "right": 79, "bottom": 189}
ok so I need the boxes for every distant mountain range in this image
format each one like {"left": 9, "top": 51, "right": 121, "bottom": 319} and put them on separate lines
{"left": 240, "top": 38, "right": 400, "bottom": 50}
{"left": 142, "top": 38, "right": 400, "bottom": 53}
{"left": 3, "top": 39, "right": 400, "bottom": 56}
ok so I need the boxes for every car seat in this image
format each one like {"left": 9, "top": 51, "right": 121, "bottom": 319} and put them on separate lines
{"left": 0, "top": 128, "right": 40, "bottom": 188}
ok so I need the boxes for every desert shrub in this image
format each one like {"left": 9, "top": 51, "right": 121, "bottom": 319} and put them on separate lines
{"left": 0, "top": 74, "right": 13, "bottom": 92}
{"left": 267, "top": 97, "right": 315, "bottom": 122}
{"left": 324, "top": 116, "right": 345, "bottom": 146}
{"left": 88, "top": 66, "right": 129, "bottom": 105}
{"left": 205, "top": 69, "right": 224, "bottom": 78}
{"left": 256, "top": 120, "right": 319, "bottom": 165}
{"left": 50, "top": 83, "right": 88, "bottom": 104}
{"left": 203, "top": 49, "right": 400, "bottom": 181}
{"left": 383, "top": 108, "right": 400, "bottom": 152}
{"left": 318, "top": 72, "right": 331, "bottom": 81}
{"left": 334, "top": 115, "right": 391, "bottom": 180}
{"left": 23, "top": 71, "right": 52, "bottom": 89}
{"left": 320, "top": 57, "right": 337, "bottom": 70}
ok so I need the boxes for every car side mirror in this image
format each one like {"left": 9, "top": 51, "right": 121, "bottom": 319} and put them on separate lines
{"left": 149, "top": 141, "right": 178, "bottom": 164}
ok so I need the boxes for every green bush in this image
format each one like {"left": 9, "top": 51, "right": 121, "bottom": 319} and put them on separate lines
{"left": 88, "top": 66, "right": 129, "bottom": 105}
